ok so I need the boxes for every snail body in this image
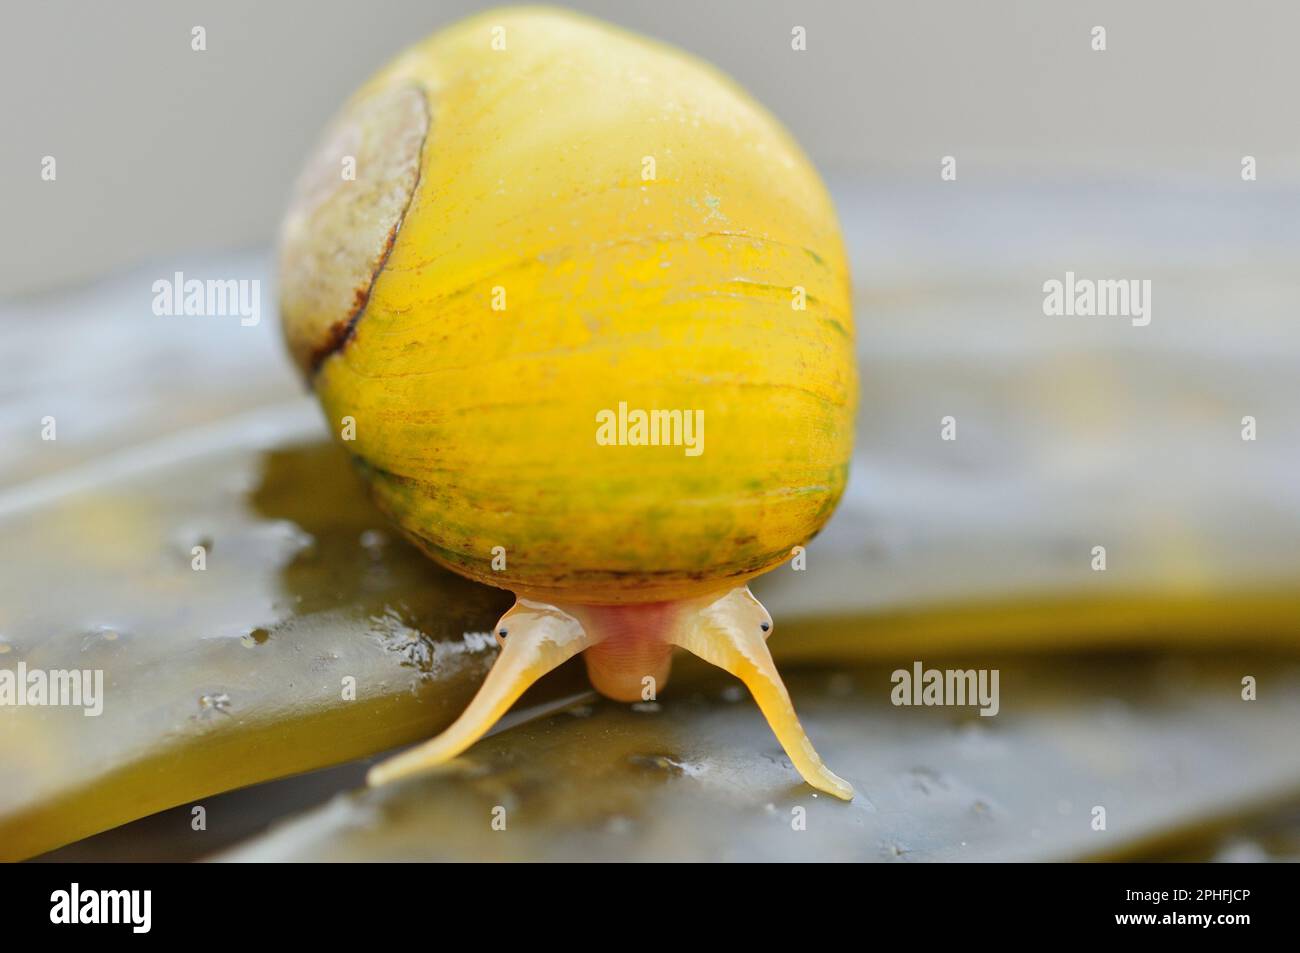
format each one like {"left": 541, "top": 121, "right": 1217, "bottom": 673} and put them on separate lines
{"left": 279, "top": 8, "right": 856, "bottom": 799}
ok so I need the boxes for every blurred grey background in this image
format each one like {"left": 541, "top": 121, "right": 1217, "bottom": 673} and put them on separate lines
{"left": 2, "top": 0, "right": 1297, "bottom": 296}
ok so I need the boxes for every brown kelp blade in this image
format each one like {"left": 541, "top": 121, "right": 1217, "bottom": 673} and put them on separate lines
{"left": 218, "top": 652, "right": 1300, "bottom": 862}
{"left": 5, "top": 176, "right": 1300, "bottom": 861}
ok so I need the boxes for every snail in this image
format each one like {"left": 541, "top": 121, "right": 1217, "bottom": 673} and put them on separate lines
{"left": 278, "top": 7, "right": 857, "bottom": 799}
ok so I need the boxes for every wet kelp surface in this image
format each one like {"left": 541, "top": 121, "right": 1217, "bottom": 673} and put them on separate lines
{"left": 3, "top": 182, "right": 1300, "bottom": 860}
{"left": 220, "top": 654, "right": 1300, "bottom": 862}
{"left": 0, "top": 417, "right": 515, "bottom": 859}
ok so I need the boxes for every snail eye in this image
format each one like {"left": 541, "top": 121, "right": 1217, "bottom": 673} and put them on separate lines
{"left": 760, "top": 622, "right": 771, "bottom": 632}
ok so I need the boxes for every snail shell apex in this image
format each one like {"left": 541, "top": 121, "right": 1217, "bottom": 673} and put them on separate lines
{"left": 279, "top": 7, "right": 856, "bottom": 604}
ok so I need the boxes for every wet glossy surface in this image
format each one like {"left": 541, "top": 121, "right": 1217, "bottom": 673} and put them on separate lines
{"left": 3, "top": 180, "right": 1300, "bottom": 860}
{"left": 0, "top": 412, "right": 521, "bottom": 859}
{"left": 223, "top": 655, "right": 1300, "bottom": 862}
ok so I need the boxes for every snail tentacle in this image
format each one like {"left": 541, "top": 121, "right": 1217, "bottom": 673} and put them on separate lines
{"left": 667, "top": 587, "right": 854, "bottom": 801}
{"left": 366, "top": 599, "right": 600, "bottom": 787}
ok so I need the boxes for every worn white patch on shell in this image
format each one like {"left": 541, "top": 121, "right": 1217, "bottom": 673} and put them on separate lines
{"left": 277, "top": 84, "right": 428, "bottom": 376}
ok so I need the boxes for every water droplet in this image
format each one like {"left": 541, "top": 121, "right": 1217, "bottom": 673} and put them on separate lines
{"left": 626, "top": 753, "right": 705, "bottom": 778}
{"left": 197, "top": 692, "right": 232, "bottom": 715}
{"left": 241, "top": 627, "right": 270, "bottom": 647}
{"left": 81, "top": 625, "right": 125, "bottom": 651}
{"left": 628, "top": 753, "right": 682, "bottom": 775}
{"left": 359, "top": 529, "right": 388, "bottom": 553}
{"left": 719, "top": 685, "right": 744, "bottom": 703}
{"left": 260, "top": 521, "right": 317, "bottom": 563}
{"left": 907, "top": 766, "right": 948, "bottom": 795}
{"left": 372, "top": 608, "right": 438, "bottom": 673}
